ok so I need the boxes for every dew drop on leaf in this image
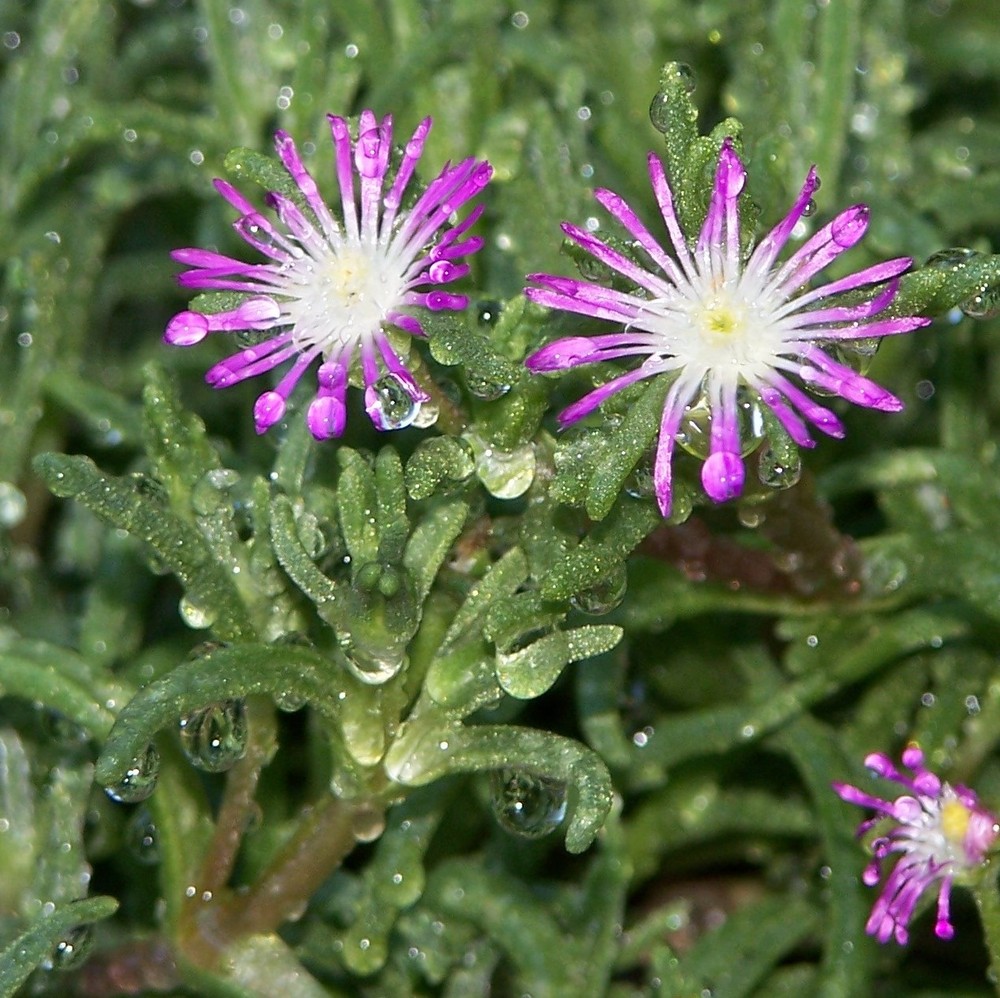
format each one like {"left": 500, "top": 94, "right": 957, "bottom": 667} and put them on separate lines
{"left": 924, "top": 246, "right": 979, "bottom": 270}
{"left": 178, "top": 699, "right": 248, "bottom": 773}
{"left": 960, "top": 284, "right": 1000, "bottom": 320}
{"left": 105, "top": 743, "right": 160, "bottom": 803}
{"left": 178, "top": 595, "right": 217, "bottom": 630}
{"left": 52, "top": 924, "right": 93, "bottom": 970}
{"left": 465, "top": 432, "right": 535, "bottom": 499}
{"left": 571, "top": 563, "right": 627, "bottom": 615}
{"left": 489, "top": 768, "right": 568, "bottom": 839}
{"left": 757, "top": 447, "right": 801, "bottom": 490}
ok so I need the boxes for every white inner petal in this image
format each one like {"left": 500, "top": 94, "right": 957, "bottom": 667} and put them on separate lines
{"left": 639, "top": 269, "right": 794, "bottom": 374}
{"left": 287, "top": 245, "right": 405, "bottom": 353}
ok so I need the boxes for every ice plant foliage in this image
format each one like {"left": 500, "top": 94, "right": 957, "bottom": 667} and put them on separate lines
{"left": 165, "top": 111, "right": 492, "bottom": 437}
{"left": 833, "top": 744, "right": 1000, "bottom": 945}
{"left": 524, "top": 138, "right": 931, "bottom": 516}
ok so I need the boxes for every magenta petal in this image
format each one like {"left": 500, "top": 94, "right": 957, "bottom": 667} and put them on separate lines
{"left": 254, "top": 391, "right": 287, "bottom": 434}
{"left": 165, "top": 311, "right": 210, "bottom": 346}
{"left": 307, "top": 395, "right": 346, "bottom": 439}
{"left": 701, "top": 451, "right": 745, "bottom": 503}
{"left": 525, "top": 337, "right": 601, "bottom": 371}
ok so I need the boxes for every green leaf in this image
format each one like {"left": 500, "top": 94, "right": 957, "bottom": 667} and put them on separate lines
{"left": 0, "top": 638, "right": 118, "bottom": 740}
{"left": 584, "top": 378, "right": 670, "bottom": 521}
{"left": 384, "top": 723, "right": 612, "bottom": 853}
{"left": 495, "top": 625, "right": 622, "bottom": 700}
{"left": 541, "top": 499, "right": 661, "bottom": 601}
{"left": 94, "top": 644, "right": 350, "bottom": 791}
{"left": 33, "top": 453, "right": 255, "bottom": 643}
{"left": 269, "top": 492, "right": 341, "bottom": 623}
{"left": 0, "top": 896, "right": 118, "bottom": 998}
{"left": 890, "top": 252, "right": 1000, "bottom": 318}
{"left": 776, "top": 718, "right": 874, "bottom": 998}
{"left": 402, "top": 497, "right": 469, "bottom": 605}
{"left": 336, "top": 449, "right": 380, "bottom": 568}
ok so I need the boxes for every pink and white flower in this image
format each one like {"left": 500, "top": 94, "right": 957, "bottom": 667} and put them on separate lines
{"left": 524, "top": 138, "right": 930, "bottom": 517}
{"left": 165, "top": 111, "right": 491, "bottom": 437}
{"left": 834, "top": 743, "right": 999, "bottom": 945}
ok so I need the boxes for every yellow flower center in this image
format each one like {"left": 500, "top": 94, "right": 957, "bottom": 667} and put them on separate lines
{"left": 700, "top": 296, "right": 744, "bottom": 338}
{"left": 941, "top": 797, "right": 972, "bottom": 844}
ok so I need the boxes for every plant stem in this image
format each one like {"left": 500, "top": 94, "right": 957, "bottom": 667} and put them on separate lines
{"left": 198, "top": 697, "right": 277, "bottom": 894}
{"left": 179, "top": 794, "right": 370, "bottom": 970}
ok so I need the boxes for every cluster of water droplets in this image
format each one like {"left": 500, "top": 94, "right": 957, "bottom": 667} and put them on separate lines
{"left": 925, "top": 247, "right": 1000, "bottom": 320}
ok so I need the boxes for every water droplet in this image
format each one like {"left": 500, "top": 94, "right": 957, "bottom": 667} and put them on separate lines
{"left": 52, "top": 924, "right": 93, "bottom": 970}
{"left": 365, "top": 373, "right": 420, "bottom": 430}
{"left": 672, "top": 62, "right": 697, "bottom": 92}
{"left": 757, "top": 447, "right": 801, "bottom": 490}
{"left": 178, "top": 700, "right": 248, "bottom": 773}
{"left": 191, "top": 468, "right": 241, "bottom": 516}
{"left": 571, "top": 564, "right": 627, "bottom": 615}
{"left": 737, "top": 504, "right": 767, "bottom": 528}
{"left": 466, "top": 372, "right": 512, "bottom": 401}
{"left": 624, "top": 454, "right": 655, "bottom": 499}
{"left": 465, "top": 432, "right": 535, "bottom": 499}
{"left": 410, "top": 400, "right": 439, "bottom": 428}
{"left": 677, "top": 389, "right": 764, "bottom": 460}
{"left": 126, "top": 808, "right": 160, "bottom": 864}
{"left": 833, "top": 337, "right": 880, "bottom": 376}
{"left": 351, "top": 802, "right": 386, "bottom": 843}
{"left": 960, "top": 285, "right": 1000, "bottom": 320}
{"left": 178, "top": 595, "right": 217, "bottom": 630}
{"left": 0, "top": 481, "right": 27, "bottom": 527}
{"left": 274, "top": 690, "right": 307, "bottom": 712}
{"left": 863, "top": 553, "right": 908, "bottom": 595}
{"left": 341, "top": 643, "right": 405, "bottom": 685}
{"left": 924, "top": 247, "right": 979, "bottom": 270}
{"left": 105, "top": 743, "right": 160, "bottom": 803}
{"left": 476, "top": 299, "right": 503, "bottom": 326}
{"left": 489, "top": 768, "right": 568, "bottom": 839}
{"left": 801, "top": 198, "right": 817, "bottom": 217}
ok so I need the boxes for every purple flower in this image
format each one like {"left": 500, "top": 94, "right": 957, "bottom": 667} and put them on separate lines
{"left": 524, "top": 139, "right": 930, "bottom": 517}
{"left": 165, "top": 111, "right": 492, "bottom": 437}
{"left": 833, "top": 743, "right": 999, "bottom": 945}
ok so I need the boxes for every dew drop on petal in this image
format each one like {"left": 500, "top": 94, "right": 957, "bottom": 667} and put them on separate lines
{"left": 365, "top": 373, "right": 420, "bottom": 430}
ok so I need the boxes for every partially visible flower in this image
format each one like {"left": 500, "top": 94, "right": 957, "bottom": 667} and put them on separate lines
{"left": 165, "top": 111, "right": 492, "bottom": 437}
{"left": 524, "top": 139, "right": 930, "bottom": 517}
{"left": 833, "top": 743, "right": 999, "bottom": 945}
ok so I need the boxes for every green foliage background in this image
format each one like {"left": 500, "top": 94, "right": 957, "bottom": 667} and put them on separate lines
{"left": 4, "top": 0, "right": 1000, "bottom": 995}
